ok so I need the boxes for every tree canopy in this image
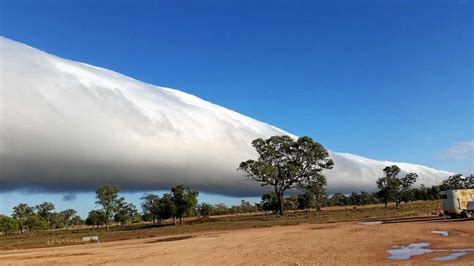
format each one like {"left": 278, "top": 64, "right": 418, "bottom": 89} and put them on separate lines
{"left": 95, "top": 185, "right": 121, "bottom": 230}
{"left": 239, "top": 135, "right": 333, "bottom": 215}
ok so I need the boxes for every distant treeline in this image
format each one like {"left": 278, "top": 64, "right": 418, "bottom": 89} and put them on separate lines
{"left": 1, "top": 173, "right": 472, "bottom": 237}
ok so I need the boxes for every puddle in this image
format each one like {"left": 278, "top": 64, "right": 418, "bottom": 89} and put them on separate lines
{"left": 431, "top": 230, "right": 448, "bottom": 237}
{"left": 432, "top": 251, "right": 468, "bottom": 261}
{"left": 358, "top": 221, "right": 383, "bottom": 225}
{"left": 387, "top": 243, "right": 433, "bottom": 260}
{"left": 387, "top": 243, "right": 474, "bottom": 262}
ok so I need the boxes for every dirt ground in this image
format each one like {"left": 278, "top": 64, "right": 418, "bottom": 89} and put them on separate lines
{"left": 0, "top": 218, "right": 472, "bottom": 265}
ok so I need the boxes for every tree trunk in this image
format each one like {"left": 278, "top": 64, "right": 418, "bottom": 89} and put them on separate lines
{"left": 315, "top": 194, "right": 321, "bottom": 212}
{"left": 173, "top": 216, "right": 177, "bottom": 226}
{"left": 275, "top": 190, "right": 284, "bottom": 216}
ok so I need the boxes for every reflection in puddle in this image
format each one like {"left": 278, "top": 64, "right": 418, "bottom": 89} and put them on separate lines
{"left": 358, "top": 221, "right": 382, "bottom": 225}
{"left": 430, "top": 230, "right": 448, "bottom": 237}
{"left": 432, "top": 251, "right": 468, "bottom": 261}
{"left": 386, "top": 243, "right": 433, "bottom": 260}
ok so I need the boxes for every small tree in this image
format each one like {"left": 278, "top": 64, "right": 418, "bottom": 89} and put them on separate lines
{"left": 60, "top": 209, "right": 77, "bottom": 229}
{"left": 198, "top": 203, "right": 214, "bottom": 217}
{"left": 0, "top": 216, "right": 18, "bottom": 237}
{"left": 377, "top": 165, "right": 401, "bottom": 208}
{"left": 284, "top": 196, "right": 298, "bottom": 211}
{"left": 171, "top": 185, "right": 199, "bottom": 224}
{"left": 49, "top": 212, "right": 66, "bottom": 229}
{"left": 305, "top": 174, "right": 327, "bottom": 211}
{"left": 377, "top": 165, "right": 417, "bottom": 208}
{"left": 35, "top": 202, "right": 55, "bottom": 225}
{"left": 239, "top": 136, "right": 334, "bottom": 215}
{"left": 141, "top": 194, "right": 161, "bottom": 223}
{"left": 157, "top": 193, "right": 176, "bottom": 223}
{"left": 95, "top": 185, "right": 121, "bottom": 230}
{"left": 85, "top": 210, "right": 107, "bottom": 229}
{"left": 261, "top": 192, "right": 279, "bottom": 214}
{"left": 12, "top": 203, "right": 34, "bottom": 234}
{"left": 70, "top": 215, "right": 83, "bottom": 228}
{"left": 114, "top": 201, "right": 139, "bottom": 227}
{"left": 397, "top": 173, "right": 418, "bottom": 206}
{"left": 24, "top": 215, "right": 48, "bottom": 236}
{"left": 297, "top": 191, "right": 315, "bottom": 210}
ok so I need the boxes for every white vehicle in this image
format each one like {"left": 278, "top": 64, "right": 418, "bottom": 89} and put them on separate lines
{"left": 441, "top": 189, "right": 474, "bottom": 218}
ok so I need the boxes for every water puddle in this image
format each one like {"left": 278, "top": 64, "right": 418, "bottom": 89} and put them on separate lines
{"left": 387, "top": 243, "right": 473, "bottom": 262}
{"left": 432, "top": 251, "right": 468, "bottom": 261}
{"left": 386, "top": 243, "right": 433, "bottom": 260}
{"left": 430, "top": 230, "right": 448, "bottom": 237}
{"left": 358, "top": 221, "right": 382, "bottom": 225}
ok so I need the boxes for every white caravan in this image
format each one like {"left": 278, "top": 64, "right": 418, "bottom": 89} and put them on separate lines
{"left": 441, "top": 189, "right": 474, "bottom": 218}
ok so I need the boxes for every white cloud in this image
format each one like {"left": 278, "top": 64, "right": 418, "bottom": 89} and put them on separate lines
{"left": 441, "top": 141, "right": 474, "bottom": 160}
{"left": 0, "top": 36, "right": 453, "bottom": 195}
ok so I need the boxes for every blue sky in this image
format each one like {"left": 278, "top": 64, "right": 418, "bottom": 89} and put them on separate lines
{"left": 0, "top": 0, "right": 472, "bottom": 217}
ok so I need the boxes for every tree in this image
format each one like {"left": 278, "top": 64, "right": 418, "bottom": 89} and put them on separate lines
{"left": 95, "top": 185, "right": 121, "bottom": 230}
{"left": 305, "top": 174, "right": 327, "bottom": 211}
{"left": 331, "top": 193, "right": 348, "bottom": 206}
{"left": 0, "top": 216, "right": 18, "bottom": 237}
{"left": 70, "top": 215, "right": 83, "bottom": 227}
{"left": 49, "top": 212, "right": 66, "bottom": 229}
{"left": 198, "top": 203, "right": 214, "bottom": 217}
{"left": 60, "top": 209, "right": 77, "bottom": 229}
{"left": 157, "top": 193, "right": 176, "bottom": 222}
{"left": 397, "top": 173, "right": 418, "bottom": 206}
{"left": 377, "top": 165, "right": 401, "bottom": 208}
{"left": 440, "top": 174, "right": 474, "bottom": 190}
{"left": 12, "top": 203, "right": 34, "bottom": 234}
{"left": 376, "top": 165, "right": 417, "bottom": 208}
{"left": 85, "top": 210, "right": 107, "bottom": 229}
{"left": 239, "top": 136, "right": 334, "bottom": 215}
{"left": 141, "top": 194, "right": 161, "bottom": 223}
{"left": 114, "top": 200, "right": 139, "bottom": 226}
{"left": 171, "top": 185, "right": 199, "bottom": 224}
{"left": 261, "top": 192, "right": 279, "bottom": 214}
{"left": 35, "top": 202, "right": 55, "bottom": 225}
{"left": 297, "top": 191, "right": 315, "bottom": 210}
{"left": 24, "top": 215, "right": 48, "bottom": 236}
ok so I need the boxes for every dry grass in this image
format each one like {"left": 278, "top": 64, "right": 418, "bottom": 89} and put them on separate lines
{"left": 0, "top": 200, "right": 442, "bottom": 250}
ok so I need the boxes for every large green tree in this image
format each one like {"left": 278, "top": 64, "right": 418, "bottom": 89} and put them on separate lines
{"left": 95, "top": 185, "right": 121, "bottom": 230}
{"left": 239, "top": 136, "right": 333, "bottom": 215}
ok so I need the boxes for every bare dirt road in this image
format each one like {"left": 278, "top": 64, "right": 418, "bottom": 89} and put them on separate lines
{"left": 0, "top": 219, "right": 472, "bottom": 265}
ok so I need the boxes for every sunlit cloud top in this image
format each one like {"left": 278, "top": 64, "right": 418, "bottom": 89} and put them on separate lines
{"left": 0, "top": 36, "right": 453, "bottom": 195}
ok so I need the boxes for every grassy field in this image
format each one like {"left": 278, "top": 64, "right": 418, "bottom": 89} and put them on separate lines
{"left": 0, "top": 200, "right": 443, "bottom": 250}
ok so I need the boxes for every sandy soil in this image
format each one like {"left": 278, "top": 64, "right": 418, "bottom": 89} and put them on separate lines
{"left": 0, "top": 219, "right": 472, "bottom": 265}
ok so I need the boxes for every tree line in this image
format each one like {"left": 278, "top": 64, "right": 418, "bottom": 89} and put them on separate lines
{"left": 1, "top": 135, "right": 472, "bottom": 236}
